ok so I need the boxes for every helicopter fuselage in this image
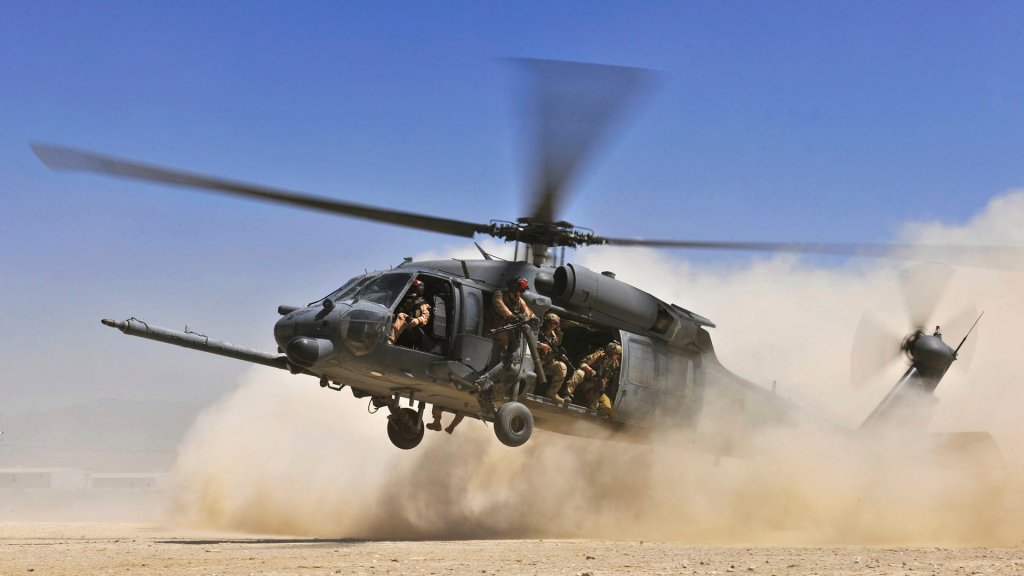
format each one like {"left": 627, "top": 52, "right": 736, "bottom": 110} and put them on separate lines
{"left": 266, "top": 258, "right": 722, "bottom": 440}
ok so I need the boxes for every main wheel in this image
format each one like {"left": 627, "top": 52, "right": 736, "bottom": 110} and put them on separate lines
{"left": 387, "top": 407, "right": 424, "bottom": 450}
{"left": 494, "top": 401, "right": 534, "bottom": 447}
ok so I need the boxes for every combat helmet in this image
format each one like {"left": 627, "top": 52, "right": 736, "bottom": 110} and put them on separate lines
{"left": 508, "top": 276, "right": 529, "bottom": 293}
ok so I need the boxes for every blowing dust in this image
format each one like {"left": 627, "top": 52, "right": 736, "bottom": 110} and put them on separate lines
{"left": 167, "top": 191, "right": 1024, "bottom": 545}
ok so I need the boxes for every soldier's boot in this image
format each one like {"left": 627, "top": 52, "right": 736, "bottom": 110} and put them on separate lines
{"left": 445, "top": 414, "right": 465, "bottom": 434}
{"left": 546, "top": 386, "right": 565, "bottom": 403}
{"left": 544, "top": 363, "right": 568, "bottom": 402}
{"left": 426, "top": 405, "right": 443, "bottom": 431}
{"left": 596, "top": 394, "right": 614, "bottom": 419}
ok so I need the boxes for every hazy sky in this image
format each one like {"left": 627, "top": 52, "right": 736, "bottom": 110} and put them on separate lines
{"left": 2, "top": 1, "right": 1023, "bottom": 413}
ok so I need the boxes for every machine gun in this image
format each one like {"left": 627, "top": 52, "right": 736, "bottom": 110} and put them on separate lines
{"left": 487, "top": 314, "right": 547, "bottom": 388}
{"left": 487, "top": 314, "right": 540, "bottom": 335}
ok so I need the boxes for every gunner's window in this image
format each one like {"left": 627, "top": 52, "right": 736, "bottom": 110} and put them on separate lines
{"left": 627, "top": 340, "right": 657, "bottom": 389}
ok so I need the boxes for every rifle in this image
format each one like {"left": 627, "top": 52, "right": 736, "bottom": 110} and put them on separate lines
{"left": 537, "top": 331, "right": 576, "bottom": 373}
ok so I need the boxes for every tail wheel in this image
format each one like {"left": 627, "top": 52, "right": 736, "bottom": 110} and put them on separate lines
{"left": 387, "top": 407, "right": 424, "bottom": 450}
{"left": 494, "top": 401, "right": 534, "bottom": 447}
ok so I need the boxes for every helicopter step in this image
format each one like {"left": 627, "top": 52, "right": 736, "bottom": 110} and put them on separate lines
{"left": 100, "top": 318, "right": 301, "bottom": 373}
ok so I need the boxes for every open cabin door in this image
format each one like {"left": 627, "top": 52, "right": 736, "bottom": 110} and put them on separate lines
{"left": 614, "top": 334, "right": 705, "bottom": 428}
{"left": 614, "top": 334, "right": 661, "bottom": 424}
{"left": 660, "top": 350, "right": 704, "bottom": 428}
{"left": 450, "top": 284, "right": 494, "bottom": 372}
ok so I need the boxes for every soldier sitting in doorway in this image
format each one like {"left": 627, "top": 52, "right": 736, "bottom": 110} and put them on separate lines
{"left": 536, "top": 312, "right": 568, "bottom": 400}
{"left": 563, "top": 341, "right": 621, "bottom": 418}
{"left": 388, "top": 278, "right": 431, "bottom": 346}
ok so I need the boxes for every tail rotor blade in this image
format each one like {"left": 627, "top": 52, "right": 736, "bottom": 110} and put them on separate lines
{"left": 851, "top": 312, "right": 903, "bottom": 387}
{"left": 899, "top": 262, "right": 954, "bottom": 330}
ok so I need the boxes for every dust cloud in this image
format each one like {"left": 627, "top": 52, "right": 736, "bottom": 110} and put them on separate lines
{"left": 167, "top": 191, "right": 1024, "bottom": 545}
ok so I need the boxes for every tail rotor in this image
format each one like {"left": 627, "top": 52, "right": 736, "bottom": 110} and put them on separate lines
{"left": 851, "top": 263, "right": 979, "bottom": 387}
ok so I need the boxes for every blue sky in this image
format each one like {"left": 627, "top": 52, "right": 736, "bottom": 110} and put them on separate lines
{"left": 2, "top": 1, "right": 1023, "bottom": 412}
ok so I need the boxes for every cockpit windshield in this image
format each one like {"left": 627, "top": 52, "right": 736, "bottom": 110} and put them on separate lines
{"left": 314, "top": 274, "right": 375, "bottom": 306}
{"left": 354, "top": 272, "right": 412, "bottom": 309}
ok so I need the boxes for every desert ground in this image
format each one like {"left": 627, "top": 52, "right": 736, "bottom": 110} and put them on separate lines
{"left": 1, "top": 522, "right": 1022, "bottom": 576}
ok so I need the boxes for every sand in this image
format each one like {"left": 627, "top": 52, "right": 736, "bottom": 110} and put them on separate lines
{"left": 2, "top": 522, "right": 1023, "bottom": 576}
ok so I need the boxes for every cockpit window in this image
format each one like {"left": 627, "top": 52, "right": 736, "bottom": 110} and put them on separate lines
{"left": 329, "top": 275, "right": 374, "bottom": 303}
{"left": 311, "top": 274, "right": 375, "bottom": 306}
{"left": 355, "top": 272, "right": 412, "bottom": 309}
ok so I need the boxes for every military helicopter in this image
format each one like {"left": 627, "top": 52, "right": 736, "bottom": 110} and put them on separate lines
{"left": 32, "top": 60, "right": 1010, "bottom": 451}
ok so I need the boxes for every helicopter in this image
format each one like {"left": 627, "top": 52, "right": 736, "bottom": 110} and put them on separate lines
{"left": 32, "top": 60, "right": 1011, "bottom": 452}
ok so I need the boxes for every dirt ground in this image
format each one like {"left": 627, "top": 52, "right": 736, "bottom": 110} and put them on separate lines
{"left": 1, "top": 523, "right": 1022, "bottom": 576}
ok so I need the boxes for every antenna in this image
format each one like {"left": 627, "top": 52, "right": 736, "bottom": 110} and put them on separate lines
{"left": 953, "top": 311, "right": 984, "bottom": 357}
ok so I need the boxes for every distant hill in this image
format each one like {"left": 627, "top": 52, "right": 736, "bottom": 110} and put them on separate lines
{"left": 0, "top": 398, "right": 204, "bottom": 472}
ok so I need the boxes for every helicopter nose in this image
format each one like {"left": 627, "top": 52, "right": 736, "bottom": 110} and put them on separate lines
{"left": 274, "top": 300, "right": 390, "bottom": 362}
{"left": 285, "top": 336, "right": 335, "bottom": 367}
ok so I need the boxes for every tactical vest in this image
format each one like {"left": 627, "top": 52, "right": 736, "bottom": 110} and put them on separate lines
{"left": 398, "top": 295, "right": 427, "bottom": 317}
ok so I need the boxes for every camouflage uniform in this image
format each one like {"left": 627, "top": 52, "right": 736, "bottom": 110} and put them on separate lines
{"left": 389, "top": 290, "right": 431, "bottom": 345}
{"left": 564, "top": 342, "right": 621, "bottom": 418}
{"left": 537, "top": 314, "right": 567, "bottom": 399}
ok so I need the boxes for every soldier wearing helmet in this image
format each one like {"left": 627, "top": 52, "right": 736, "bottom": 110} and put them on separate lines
{"left": 474, "top": 276, "right": 538, "bottom": 394}
{"left": 537, "top": 312, "right": 568, "bottom": 400}
{"left": 388, "top": 278, "right": 431, "bottom": 346}
{"left": 563, "top": 340, "right": 621, "bottom": 417}
{"left": 490, "top": 276, "right": 536, "bottom": 354}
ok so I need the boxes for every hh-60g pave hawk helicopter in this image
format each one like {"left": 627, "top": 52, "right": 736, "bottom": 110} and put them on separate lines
{"left": 33, "top": 60, "right": 1015, "bottom": 452}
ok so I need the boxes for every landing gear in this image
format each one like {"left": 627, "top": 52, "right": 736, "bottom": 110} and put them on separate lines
{"left": 386, "top": 407, "right": 424, "bottom": 450}
{"left": 494, "top": 401, "right": 534, "bottom": 447}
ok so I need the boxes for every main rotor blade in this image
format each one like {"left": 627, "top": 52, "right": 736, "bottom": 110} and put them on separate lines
{"left": 32, "top": 144, "right": 491, "bottom": 239}
{"left": 518, "top": 59, "right": 654, "bottom": 225}
{"left": 899, "top": 262, "right": 954, "bottom": 330}
{"left": 595, "top": 236, "right": 1024, "bottom": 270}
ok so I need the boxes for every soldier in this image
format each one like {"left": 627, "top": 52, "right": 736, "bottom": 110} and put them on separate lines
{"left": 475, "top": 276, "right": 537, "bottom": 393}
{"left": 388, "top": 278, "right": 431, "bottom": 345}
{"left": 536, "top": 312, "right": 568, "bottom": 400}
{"left": 563, "top": 341, "right": 621, "bottom": 418}
{"left": 426, "top": 405, "right": 464, "bottom": 434}
{"left": 491, "top": 276, "right": 536, "bottom": 354}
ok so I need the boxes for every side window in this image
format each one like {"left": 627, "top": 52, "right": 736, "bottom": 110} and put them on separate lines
{"left": 462, "top": 288, "right": 482, "bottom": 335}
{"left": 627, "top": 340, "right": 657, "bottom": 388}
{"left": 432, "top": 295, "right": 447, "bottom": 338}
